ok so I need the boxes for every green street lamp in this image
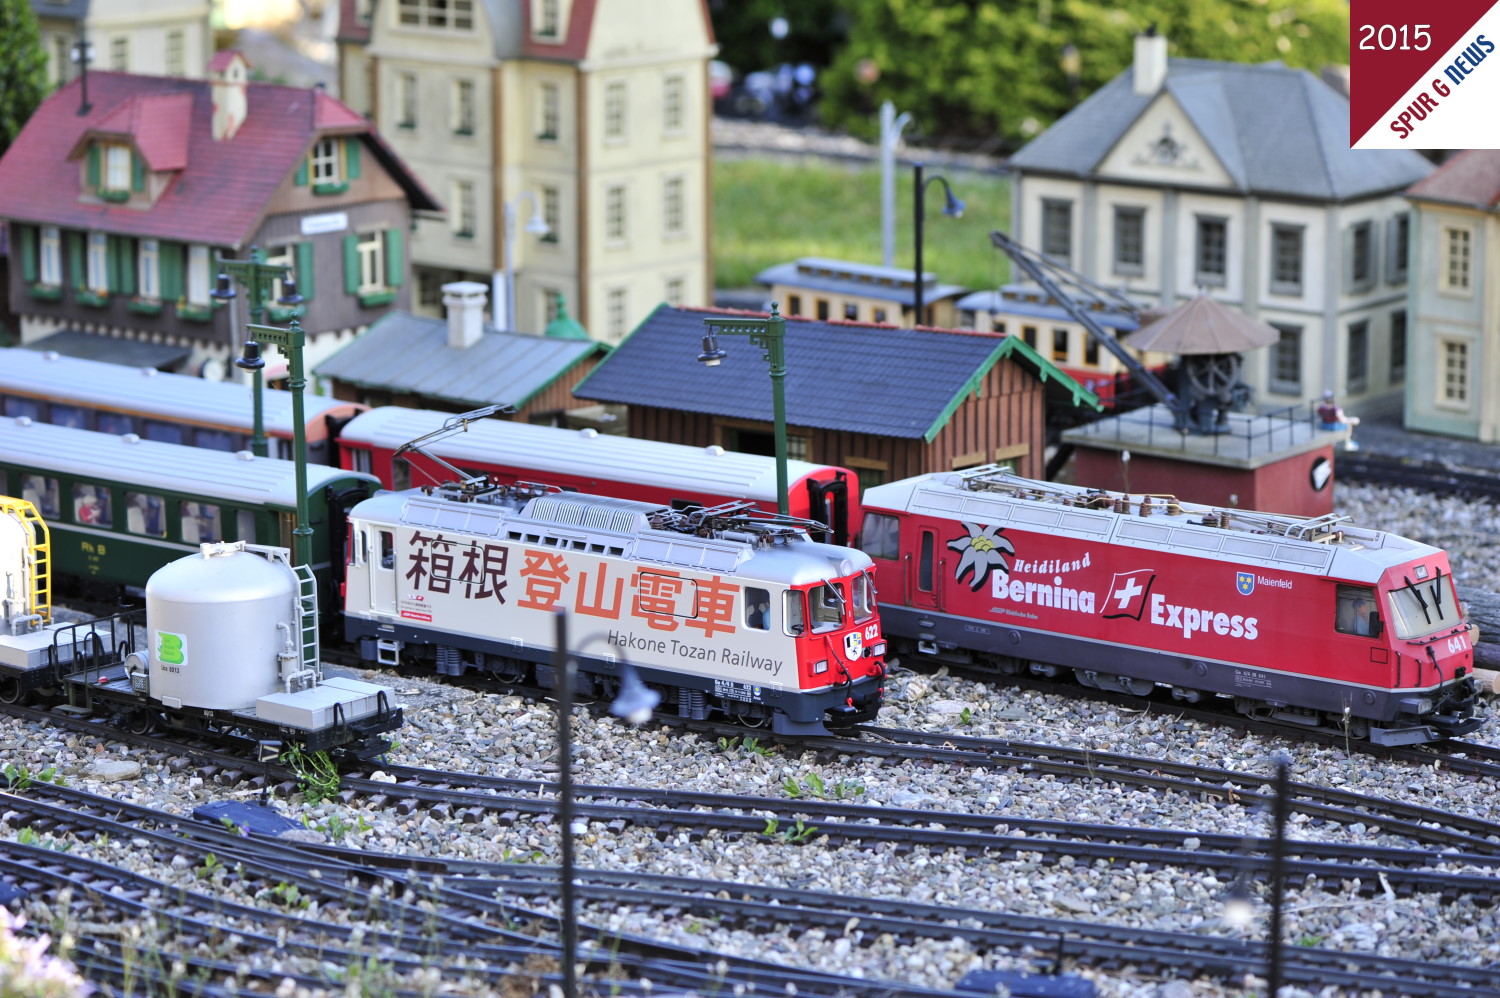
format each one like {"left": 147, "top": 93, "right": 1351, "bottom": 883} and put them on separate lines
{"left": 698, "top": 303, "right": 789, "bottom": 516}
{"left": 912, "top": 161, "right": 965, "bottom": 326}
{"left": 237, "top": 320, "right": 312, "bottom": 567}
{"left": 212, "top": 247, "right": 304, "bottom": 458}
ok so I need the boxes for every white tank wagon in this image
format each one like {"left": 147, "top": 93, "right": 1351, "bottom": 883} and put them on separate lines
{"left": 0, "top": 527, "right": 403, "bottom": 757}
{"left": 343, "top": 483, "right": 888, "bottom": 735}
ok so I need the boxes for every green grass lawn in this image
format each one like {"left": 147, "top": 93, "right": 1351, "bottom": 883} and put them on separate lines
{"left": 712, "top": 158, "right": 1013, "bottom": 292}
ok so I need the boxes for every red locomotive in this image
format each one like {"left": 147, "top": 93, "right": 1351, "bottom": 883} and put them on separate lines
{"left": 859, "top": 466, "right": 1483, "bottom": 745}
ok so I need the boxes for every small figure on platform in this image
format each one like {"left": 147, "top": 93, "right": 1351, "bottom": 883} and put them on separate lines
{"left": 1316, "top": 390, "right": 1360, "bottom": 451}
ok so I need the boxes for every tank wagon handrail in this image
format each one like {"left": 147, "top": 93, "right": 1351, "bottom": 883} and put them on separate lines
{"left": 50, "top": 608, "right": 143, "bottom": 679}
{"left": 948, "top": 465, "right": 1359, "bottom": 547}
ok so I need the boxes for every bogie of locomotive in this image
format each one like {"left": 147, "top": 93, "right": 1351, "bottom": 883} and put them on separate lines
{"left": 0, "top": 497, "right": 401, "bottom": 757}
{"left": 343, "top": 482, "right": 886, "bottom": 735}
{"left": 861, "top": 465, "right": 1483, "bottom": 745}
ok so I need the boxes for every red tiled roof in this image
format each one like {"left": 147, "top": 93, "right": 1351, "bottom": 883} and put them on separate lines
{"left": 0, "top": 71, "right": 433, "bottom": 247}
{"left": 84, "top": 93, "right": 193, "bottom": 171}
{"left": 1406, "top": 149, "right": 1500, "bottom": 209}
{"left": 207, "top": 50, "right": 250, "bottom": 73}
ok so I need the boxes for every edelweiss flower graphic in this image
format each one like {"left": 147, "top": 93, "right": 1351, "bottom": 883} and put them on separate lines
{"left": 948, "top": 522, "right": 1014, "bottom": 592}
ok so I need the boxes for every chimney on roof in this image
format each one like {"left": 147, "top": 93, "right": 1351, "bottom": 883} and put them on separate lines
{"left": 1133, "top": 26, "right": 1168, "bottom": 95}
{"left": 442, "top": 281, "right": 489, "bottom": 349}
{"left": 209, "top": 51, "right": 250, "bottom": 141}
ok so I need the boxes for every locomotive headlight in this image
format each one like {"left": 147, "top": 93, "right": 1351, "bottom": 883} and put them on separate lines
{"left": 870, "top": 641, "right": 887, "bottom": 657}
{"left": 1417, "top": 697, "right": 1433, "bottom": 714}
{"left": 813, "top": 659, "right": 829, "bottom": 675}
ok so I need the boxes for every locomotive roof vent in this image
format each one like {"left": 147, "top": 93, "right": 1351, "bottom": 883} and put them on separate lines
{"left": 525, "top": 494, "right": 663, "bottom": 534}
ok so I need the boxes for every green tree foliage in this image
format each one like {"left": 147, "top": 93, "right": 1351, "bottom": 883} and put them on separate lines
{"left": 819, "top": 0, "right": 1350, "bottom": 149}
{"left": 707, "top": 0, "right": 849, "bottom": 75}
{"left": 0, "top": 0, "right": 49, "bottom": 158}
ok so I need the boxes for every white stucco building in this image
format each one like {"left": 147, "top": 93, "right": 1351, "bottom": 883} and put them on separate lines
{"left": 1007, "top": 34, "right": 1433, "bottom": 417}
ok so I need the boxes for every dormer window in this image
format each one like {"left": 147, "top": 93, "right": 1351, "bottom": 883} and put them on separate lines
{"left": 536, "top": 0, "right": 560, "bottom": 37}
{"left": 299, "top": 136, "right": 361, "bottom": 194}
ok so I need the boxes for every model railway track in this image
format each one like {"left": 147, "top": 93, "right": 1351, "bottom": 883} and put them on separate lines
{"left": 0, "top": 782, "right": 972, "bottom": 998}
{"left": 8, "top": 779, "right": 1496, "bottom": 998}
{"left": 1336, "top": 452, "right": 1500, "bottom": 501}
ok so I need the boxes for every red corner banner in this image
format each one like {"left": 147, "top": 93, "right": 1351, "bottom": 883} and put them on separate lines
{"left": 1351, "top": 0, "right": 1500, "bottom": 148}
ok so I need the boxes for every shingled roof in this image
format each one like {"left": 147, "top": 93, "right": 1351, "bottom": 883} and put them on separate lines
{"left": 574, "top": 305, "right": 1098, "bottom": 442}
{"left": 0, "top": 71, "right": 439, "bottom": 246}
{"left": 1011, "top": 58, "right": 1431, "bottom": 200}
{"left": 1405, "top": 149, "right": 1500, "bottom": 210}
{"left": 314, "top": 311, "right": 604, "bottom": 410}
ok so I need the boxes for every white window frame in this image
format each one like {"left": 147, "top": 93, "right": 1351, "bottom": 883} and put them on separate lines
{"left": 398, "top": 73, "right": 418, "bottom": 128}
{"left": 104, "top": 143, "right": 131, "bottom": 191}
{"left": 1441, "top": 225, "right": 1473, "bottom": 295}
{"left": 662, "top": 174, "right": 685, "bottom": 238}
{"left": 605, "top": 184, "right": 627, "bottom": 244}
{"left": 1269, "top": 223, "right": 1303, "bottom": 296}
{"left": 86, "top": 232, "right": 109, "bottom": 294}
{"left": 1195, "top": 215, "right": 1227, "bottom": 287}
{"left": 663, "top": 74, "right": 685, "bottom": 134}
{"left": 452, "top": 180, "right": 476, "bottom": 237}
{"left": 540, "top": 184, "right": 560, "bottom": 245}
{"left": 452, "top": 78, "right": 475, "bottom": 135}
{"left": 535, "top": 0, "right": 561, "bottom": 39}
{"left": 606, "top": 285, "right": 628, "bottom": 340}
{"left": 138, "top": 239, "right": 160, "bottom": 299}
{"left": 166, "top": 30, "right": 184, "bottom": 76}
{"left": 187, "top": 245, "right": 211, "bottom": 305}
{"left": 358, "top": 231, "right": 385, "bottom": 293}
{"left": 39, "top": 227, "right": 61, "bottom": 286}
{"left": 665, "top": 276, "right": 686, "bottom": 306}
{"left": 264, "top": 244, "right": 294, "bottom": 302}
{"left": 1111, "top": 205, "right": 1144, "bottom": 277}
{"left": 538, "top": 82, "right": 560, "bottom": 141}
{"left": 604, "top": 80, "right": 627, "bottom": 142}
{"left": 1437, "top": 336, "right": 1471, "bottom": 411}
{"left": 110, "top": 36, "right": 127, "bottom": 70}
{"left": 311, "top": 138, "right": 341, "bottom": 185}
{"left": 397, "top": 0, "right": 474, "bottom": 30}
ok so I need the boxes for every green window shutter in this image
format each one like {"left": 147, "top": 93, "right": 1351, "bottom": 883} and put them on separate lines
{"left": 111, "top": 237, "right": 136, "bottom": 295}
{"left": 342, "top": 234, "right": 359, "bottom": 293}
{"left": 131, "top": 152, "right": 145, "bottom": 192}
{"left": 295, "top": 241, "right": 315, "bottom": 301}
{"left": 106, "top": 236, "right": 121, "bottom": 292}
{"left": 384, "top": 228, "right": 403, "bottom": 287}
{"left": 295, "top": 158, "right": 309, "bottom": 186}
{"left": 16, "top": 225, "right": 36, "bottom": 284}
{"left": 67, "top": 233, "right": 84, "bottom": 290}
{"left": 345, "top": 138, "right": 361, "bottom": 180}
{"left": 160, "top": 242, "right": 184, "bottom": 301}
{"left": 86, "top": 145, "right": 100, "bottom": 188}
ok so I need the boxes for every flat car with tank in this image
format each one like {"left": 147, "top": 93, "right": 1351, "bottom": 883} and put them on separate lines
{"left": 860, "top": 465, "right": 1483, "bottom": 745}
{"left": 0, "top": 497, "right": 400, "bottom": 756}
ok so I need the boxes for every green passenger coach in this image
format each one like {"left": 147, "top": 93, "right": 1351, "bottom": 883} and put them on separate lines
{"left": 0, "top": 416, "right": 378, "bottom": 604}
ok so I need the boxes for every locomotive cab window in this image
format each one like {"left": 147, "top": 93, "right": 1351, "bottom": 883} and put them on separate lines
{"left": 125, "top": 492, "right": 166, "bottom": 538}
{"left": 917, "top": 530, "right": 935, "bottom": 592}
{"left": 809, "top": 582, "right": 845, "bottom": 633}
{"left": 783, "top": 590, "right": 805, "bottom": 635}
{"left": 744, "top": 587, "right": 770, "bottom": 630}
{"left": 860, "top": 512, "right": 900, "bottom": 561}
{"left": 22, "top": 475, "right": 59, "bottom": 519}
{"left": 1335, "top": 584, "right": 1379, "bottom": 637}
{"left": 852, "top": 572, "right": 875, "bottom": 623}
{"left": 180, "top": 501, "right": 221, "bottom": 543}
{"left": 379, "top": 530, "right": 395, "bottom": 570}
{"left": 72, "top": 484, "right": 112, "bottom": 527}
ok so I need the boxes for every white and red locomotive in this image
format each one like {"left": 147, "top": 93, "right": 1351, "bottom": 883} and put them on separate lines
{"left": 343, "top": 480, "right": 887, "bottom": 735}
{"left": 860, "top": 466, "right": 1482, "bottom": 745}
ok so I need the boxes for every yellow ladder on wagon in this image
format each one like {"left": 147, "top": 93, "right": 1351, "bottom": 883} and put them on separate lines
{"left": 0, "top": 497, "right": 51, "bottom": 624}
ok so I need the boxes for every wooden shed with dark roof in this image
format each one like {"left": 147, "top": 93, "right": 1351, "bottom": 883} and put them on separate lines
{"left": 573, "top": 305, "right": 1098, "bottom": 490}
